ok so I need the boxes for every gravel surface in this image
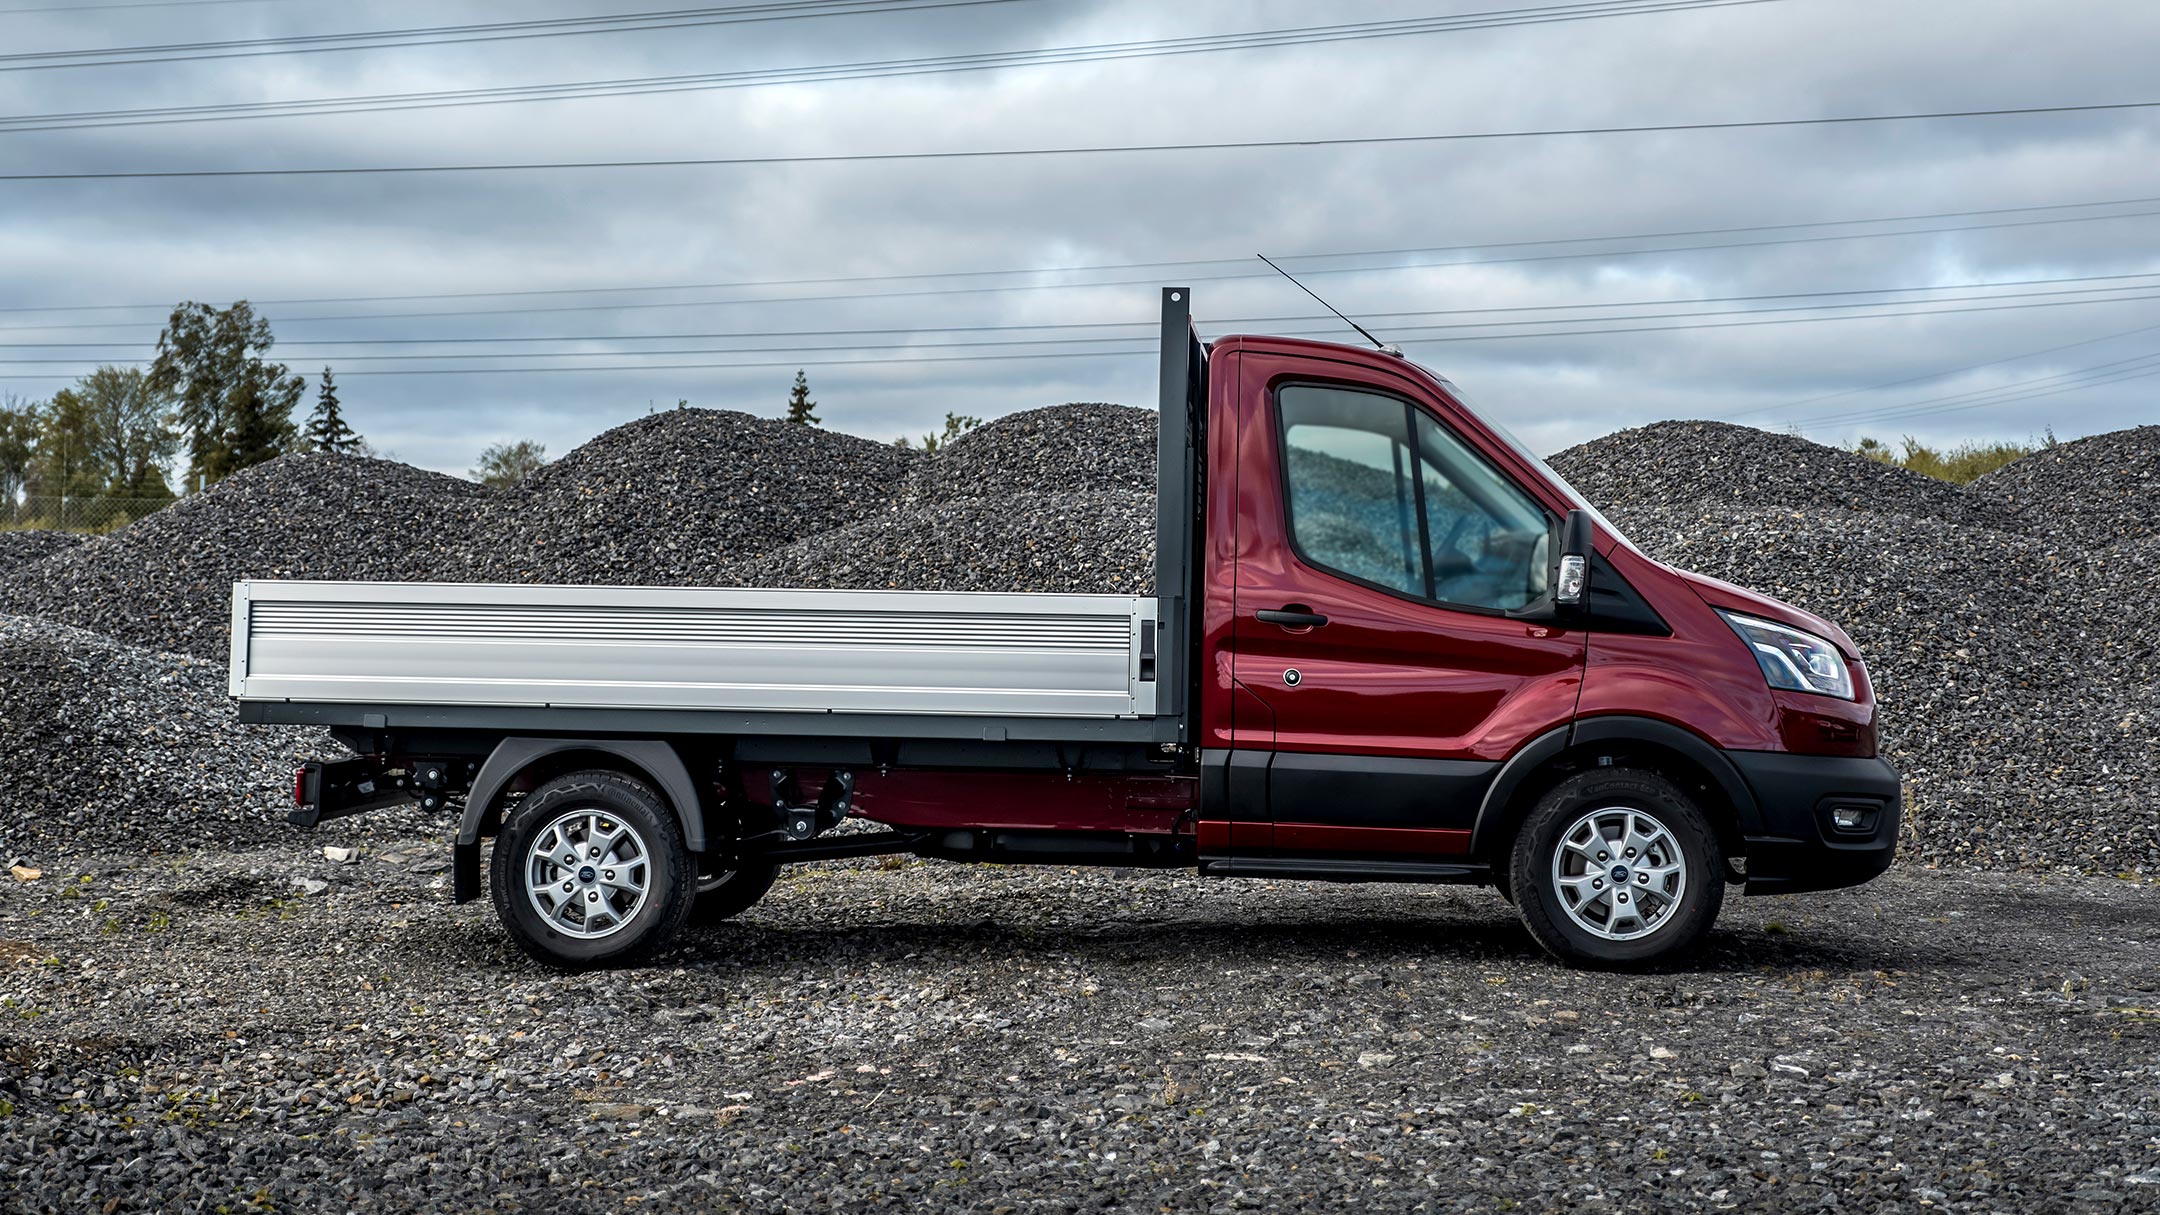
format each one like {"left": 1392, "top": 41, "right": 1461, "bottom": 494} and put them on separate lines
{"left": 0, "top": 614, "right": 431, "bottom": 858}
{"left": 910, "top": 404, "right": 1156, "bottom": 503}
{"left": 2, "top": 849, "right": 2153, "bottom": 1213}
{"left": 0, "top": 529, "right": 82, "bottom": 571}
{"left": 727, "top": 489, "right": 1155, "bottom": 595}
{"left": 1550, "top": 420, "right": 2026, "bottom": 532}
{"left": 0, "top": 454, "right": 491, "bottom": 658}
{"left": 473, "top": 409, "right": 915, "bottom": 586}
{"left": 1969, "top": 425, "right": 2160, "bottom": 546}
{"left": 1611, "top": 506, "right": 2160, "bottom": 877}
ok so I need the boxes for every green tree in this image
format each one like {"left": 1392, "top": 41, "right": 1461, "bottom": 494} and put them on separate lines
{"left": 472, "top": 439, "right": 548, "bottom": 488}
{"left": 303, "top": 366, "right": 363, "bottom": 454}
{"left": 64, "top": 366, "right": 178, "bottom": 505}
{"left": 148, "top": 300, "right": 304, "bottom": 489}
{"left": 897, "top": 411, "right": 982, "bottom": 452}
{"left": 0, "top": 394, "right": 38, "bottom": 513}
{"left": 784, "top": 370, "right": 819, "bottom": 426}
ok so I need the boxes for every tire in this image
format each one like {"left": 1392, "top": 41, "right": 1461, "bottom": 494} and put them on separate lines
{"left": 689, "top": 857, "right": 778, "bottom": 924}
{"left": 489, "top": 769, "right": 697, "bottom": 970}
{"left": 1508, "top": 768, "right": 1725, "bottom": 968}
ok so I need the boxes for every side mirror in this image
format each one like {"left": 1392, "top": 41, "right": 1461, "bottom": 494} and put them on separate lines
{"left": 1555, "top": 509, "right": 1592, "bottom": 609}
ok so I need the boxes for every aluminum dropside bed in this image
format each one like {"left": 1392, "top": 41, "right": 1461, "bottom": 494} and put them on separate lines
{"left": 229, "top": 580, "right": 1162, "bottom": 722}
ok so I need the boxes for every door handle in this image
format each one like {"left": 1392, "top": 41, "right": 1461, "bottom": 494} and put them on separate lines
{"left": 1256, "top": 606, "right": 1329, "bottom": 629}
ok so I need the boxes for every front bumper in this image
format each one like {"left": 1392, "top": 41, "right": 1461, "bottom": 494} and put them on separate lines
{"left": 1727, "top": 751, "right": 1900, "bottom": 895}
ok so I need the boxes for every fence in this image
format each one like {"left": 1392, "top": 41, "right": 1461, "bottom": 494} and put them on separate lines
{"left": 1, "top": 495, "right": 174, "bottom": 534}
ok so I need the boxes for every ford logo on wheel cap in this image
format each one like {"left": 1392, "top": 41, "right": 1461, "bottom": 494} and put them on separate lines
{"left": 1610, "top": 864, "right": 1630, "bottom": 883}
{"left": 578, "top": 865, "right": 598, "bottom": 884}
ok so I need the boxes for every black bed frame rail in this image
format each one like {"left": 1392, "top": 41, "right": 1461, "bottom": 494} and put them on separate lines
{"left": 1152, "top": 287, "right": 1202, "bottom": 747}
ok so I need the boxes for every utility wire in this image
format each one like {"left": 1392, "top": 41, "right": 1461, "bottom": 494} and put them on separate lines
{"left": 1806, "top": 361, "right": 2160, "bottom": 429}
{"left": 0, "top": 0, "right": 351, "bottom": 12}
{"left": 0, "top": 0, "right": 1041, "bottom": 71}
{"left": 0, "top": 0, "right": 1788, "bottom": 129}
{"left": 7, "top": 269, "right": 2158, "bottom": 350}
{"left": 1737, "top": 316, "right": 2160, "bottom": 419}
{"left": 6, "top": 101, "right": 2157, "bottom": 182}
{"left": 13, "top": 285, "right": 2160, "bottom": 373}
{"left": 8, "top": 192, "right": 2154, "bottom": 318}
{"left": 1789, "top": 348, "right": 2160, "bottom": 427}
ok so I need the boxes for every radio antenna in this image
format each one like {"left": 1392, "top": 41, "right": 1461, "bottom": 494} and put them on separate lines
{"left": 1257, "top": 253, "right": 1396, "bottom": 353}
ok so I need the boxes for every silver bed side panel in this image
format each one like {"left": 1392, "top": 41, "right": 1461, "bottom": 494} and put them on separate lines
{"left": 230, "top": 580, "right": 1159, "bottom": 720}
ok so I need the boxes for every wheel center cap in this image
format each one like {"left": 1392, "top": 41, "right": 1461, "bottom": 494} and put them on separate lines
{"left": 1610, "top": 863, "right": 1631, "bottom": 884}
{"left": 578, "top": 865, "right": 597, "bottom": 884}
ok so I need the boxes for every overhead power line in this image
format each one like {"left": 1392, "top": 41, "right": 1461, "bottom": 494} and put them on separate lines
{"left": 7, "top": 192, "right": 2155, "bottom": 320}
{"left": 12, "top": 282, "right": 2160, "bottom": 375}
{"left": 1797, "top": 352, "right": 2160, "bottom": 429}
{"left": 0, "top": 0, "right": 347, "bottom": 12}
{"left": 8, "top": 269, "right": 2158, "bottom": 351}
{"left": 0, "top": 0, "right": 1790, "bottom": 130}
{"left": 6, "top": 100, "right": 2157, "bottom": 182}
{"left": 0, "top": 0, "right": 1041, "bottom": 71}
{"left": 5, "top": 193, "right": 2158, "bottom": 334}
{"left": 1738, "top": 315, "right": 2160, "bottom": 419}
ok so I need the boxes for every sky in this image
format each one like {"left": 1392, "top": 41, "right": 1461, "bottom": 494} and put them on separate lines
{"left": 1, "top": 0, "right": 2155, "bottom": 478}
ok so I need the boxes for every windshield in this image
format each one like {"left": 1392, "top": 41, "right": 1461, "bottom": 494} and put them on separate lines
{"left": 1433, "top": 377, "right": 1640, "bottom": 553}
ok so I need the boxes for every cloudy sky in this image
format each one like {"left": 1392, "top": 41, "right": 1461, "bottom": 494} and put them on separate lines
{"left": 1, "top": 0, "right": 2155, "bottom": 476}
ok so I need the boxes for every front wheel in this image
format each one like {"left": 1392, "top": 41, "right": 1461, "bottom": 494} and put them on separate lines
{"left": 489, "top": 769, "right": 696, "bottom": 969}
{"left": 1508, "top": 768, "right": 1725, "bottom": 968}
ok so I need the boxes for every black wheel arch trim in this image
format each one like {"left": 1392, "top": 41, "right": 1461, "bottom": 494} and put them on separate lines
{"left": 456, "top": 737, "right": 707, "bottom": 852}
{"left": 1471, "top": 716, "right": 1765, "bottom": 857}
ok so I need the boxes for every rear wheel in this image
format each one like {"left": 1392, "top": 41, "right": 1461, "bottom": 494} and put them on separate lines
{"left": 489, "top": 769, "right": 696, "bottom": 969}
{"left": 689, "top": 856, "right": 778, "bottom": 924}
{"left": 1508, "top": 768, "right": 1724, "bottom": 968}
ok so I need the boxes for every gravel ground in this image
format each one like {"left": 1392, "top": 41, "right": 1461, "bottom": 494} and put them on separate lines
{"left": 1, "top": 847, "right": 2153, "bottom": 1213}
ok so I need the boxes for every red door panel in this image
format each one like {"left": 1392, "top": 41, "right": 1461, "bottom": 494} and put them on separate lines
{"left": 1223, "top": 349, "right": 1585, "bottom": 853}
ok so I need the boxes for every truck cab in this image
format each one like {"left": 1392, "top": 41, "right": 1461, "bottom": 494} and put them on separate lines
{"left": 1184, "top": 324, "right": 1897, "bottom": 963}
{"left": 253, "top": 288, "right": 1898, "bottom": 970}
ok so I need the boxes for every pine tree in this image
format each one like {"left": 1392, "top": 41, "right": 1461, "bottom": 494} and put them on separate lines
{"left": 303, "top": 366, "right": 361, "bottom": 454}
{"left": 784, "top": 370, "right": 819, "bottom": 426}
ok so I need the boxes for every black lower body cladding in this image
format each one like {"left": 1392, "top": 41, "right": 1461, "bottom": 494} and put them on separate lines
{"left": 1728, "top": 750, "right": 1901, "bottom": 895}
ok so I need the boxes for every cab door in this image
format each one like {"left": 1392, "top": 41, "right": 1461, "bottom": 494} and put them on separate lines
{"left": 1228, "top": 353, "right": 1585, "bottom": 857}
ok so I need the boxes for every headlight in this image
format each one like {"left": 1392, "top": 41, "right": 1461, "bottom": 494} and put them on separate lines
{"left": 1719, "top": 611, "right": 1855, "bottom": 700}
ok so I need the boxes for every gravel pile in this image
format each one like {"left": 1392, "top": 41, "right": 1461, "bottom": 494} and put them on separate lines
{"left": 727, "top": 489, "right": 1154, "bottom": 594}
{"left": 1612, "top": 505, "right": 2159, "bottom": 875}
{"left": 1969, "top": 424, "right": 2160, "bottom": 545}
{"left": 0, "top": 529, "right": 82, "bottom": 571}
{"left": 473, "top": 409, "right": 915, "bottom": 585}
{"left": 909, "top": 403, "right": 1154, "bottom": 502}
{"left": 0, "top": 614, "right": 436, "bottom": 857}
{"left": 1556, "top": 419, "right": 2158, "bottom": 877}
{"left": 0, "top": 454, "right": 491, "bottom": 657}
{"left": 1550, "top": 419, "right": 2024, "bottom": 532}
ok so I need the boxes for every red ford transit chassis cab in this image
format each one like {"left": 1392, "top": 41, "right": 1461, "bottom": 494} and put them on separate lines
{"left": 234, "top": 289, "right": 1898, "bottom": 969}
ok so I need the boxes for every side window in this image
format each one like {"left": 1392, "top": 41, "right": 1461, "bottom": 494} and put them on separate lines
{"left": 1414, "top": 411, "right": 1550, "bottom": 611}
{"left": 1278, "top": 384, "right": 1549, "bottom": 612}
{"left": 1277, "top": 386, "right": 1424, "bottom": 597}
